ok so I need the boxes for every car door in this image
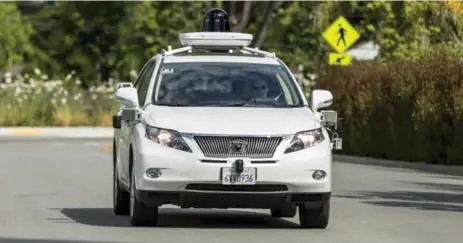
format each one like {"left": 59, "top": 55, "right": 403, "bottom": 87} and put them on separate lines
{"left": 120, "top": 60, "right": 157, "bottom": 183}
{"left": 117, "top": 63, "right": 151, "bottom": 185}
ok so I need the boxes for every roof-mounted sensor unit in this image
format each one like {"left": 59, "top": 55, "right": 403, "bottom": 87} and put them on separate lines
{"left": 178, "top": 32, "right": 253, "bottom": 49}
{"left": 201, "top": 8, "right": 230, "bottom": 32}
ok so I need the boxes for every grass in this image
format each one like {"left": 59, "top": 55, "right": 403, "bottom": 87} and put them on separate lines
{"left": 0, "top": 68, "right": 119, "bottom": 127}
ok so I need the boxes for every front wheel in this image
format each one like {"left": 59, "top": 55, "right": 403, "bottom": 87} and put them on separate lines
{"left": 113, "top": 141, "right": 129, "bottom": 215}
{"left": 298, "top": 200, "right": 330, "bottom": 229}
{"left": 129, "top": 166, "right": 158, "bottom": 226}
{"left": 270, "top": 204, "right": 297, "bottom": 218}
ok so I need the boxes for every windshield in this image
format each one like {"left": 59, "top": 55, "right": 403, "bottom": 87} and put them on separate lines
{"left": 152, "top": 62, "right": 304, "bottom": 107}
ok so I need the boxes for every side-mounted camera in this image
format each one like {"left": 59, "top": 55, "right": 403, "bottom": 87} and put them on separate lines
{"left": 320, "top": 110, "right": 343, "bottom": 150}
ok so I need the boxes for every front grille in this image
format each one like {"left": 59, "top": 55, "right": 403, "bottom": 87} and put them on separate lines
{"left": 193, "top": 135, "right": 282, "bottom": 158}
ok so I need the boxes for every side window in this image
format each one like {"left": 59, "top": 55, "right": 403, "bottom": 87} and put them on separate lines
{"left": 133, "top": 68, "right": 147, "bottom": 105}
{"left": 134, "top": 64, "right": 148, "bottom": 89}
{"left": 137, "top": 61, "right": 156, "bottom": 107}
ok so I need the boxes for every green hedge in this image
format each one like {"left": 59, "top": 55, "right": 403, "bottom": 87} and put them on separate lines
{"left": 316, "top": 44, "right": 463, "bottom": 165}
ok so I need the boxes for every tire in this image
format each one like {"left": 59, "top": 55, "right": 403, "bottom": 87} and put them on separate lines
{"left": 298, "top": 200, "right": 330, "bottom": 229}
{"left": 113, "top": 142, "right": 130, "bottom": 215}
{"left": 271, "top": 204, "right": 297, "bottom": 218}
{"left": 129, "top": 164, "right": 158, "bottom": 226}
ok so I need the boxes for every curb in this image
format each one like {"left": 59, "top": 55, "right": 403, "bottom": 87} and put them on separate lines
{"left": 334, "top": 154, "right": 463, "bottom": 176}
{"left": 0, "top": 127, "right": 113, "bottom": 139}
{"left": 101, "top": 144, "right": 113, "bottom": 152}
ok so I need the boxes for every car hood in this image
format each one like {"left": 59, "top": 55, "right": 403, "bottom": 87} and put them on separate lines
{"left": 145, "top": 106, "right": 318, "bottom": 135}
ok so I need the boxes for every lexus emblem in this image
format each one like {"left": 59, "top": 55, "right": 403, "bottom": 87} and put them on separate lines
{"left": 229, "top": 140, "right": 247, "bottom": 153}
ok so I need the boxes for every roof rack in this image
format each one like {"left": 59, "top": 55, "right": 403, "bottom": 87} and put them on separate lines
{"left": 160, "top": 32, "right": 276, "bottom": 58}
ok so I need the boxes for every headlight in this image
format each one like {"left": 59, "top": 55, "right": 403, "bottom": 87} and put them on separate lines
{"left": 284, "top": 128, "right": 325, "bottom": 153}
{"left": 145, "top": 125, "right": 192, "bottom": 152}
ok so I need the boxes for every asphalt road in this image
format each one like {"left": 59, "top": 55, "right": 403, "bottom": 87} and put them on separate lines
{"left": 0, "top": 139, "right": 462, "bottom": 243}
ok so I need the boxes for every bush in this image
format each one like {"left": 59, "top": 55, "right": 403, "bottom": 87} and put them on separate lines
{"left": 316, "top": 43, "right": 463, "bottom": 165}
{"left": 0, "top": 68, "right": 119, "bottom": 127}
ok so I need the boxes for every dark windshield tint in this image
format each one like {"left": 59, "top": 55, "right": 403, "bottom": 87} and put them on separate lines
{"left": 152, "top": 62, "right": 304, "bottom": 107}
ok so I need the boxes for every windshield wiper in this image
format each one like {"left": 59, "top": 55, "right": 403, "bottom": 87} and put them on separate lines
{"left": 203, "top": 102, "right": 271, "bottom": 107}
{"left": 211, "top": 103, "right": 305, "bottom": 108}
{"left": 201, "top": 102, "right": 259, "bottom": 107}
{"left": 155, "top": 102, "right": 189, "bottom": 107}
{"left": 217, "top": 102, "right": 248, "bottom": 106}
{"left": 215, "top": 97, "right": 258, "bottom": 107}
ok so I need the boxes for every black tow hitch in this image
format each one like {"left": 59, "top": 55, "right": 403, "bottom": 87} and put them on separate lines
{"left": 234, "top": 159, "right": 244, "bottom": 173}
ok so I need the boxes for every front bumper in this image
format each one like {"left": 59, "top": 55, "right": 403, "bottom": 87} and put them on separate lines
{"left": 136, "top": 189, "right": 331, "bottom": 209}
{"left": 132, "top": 135, "right": 332, "bottom": 208}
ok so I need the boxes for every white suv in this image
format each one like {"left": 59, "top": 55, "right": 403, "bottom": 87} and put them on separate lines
{"left": 112, "top": 31, "right": 342, "bottom": 229}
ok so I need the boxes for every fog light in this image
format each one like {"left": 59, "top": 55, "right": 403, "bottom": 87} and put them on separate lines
{"left": 312, "top": 170, "right": 326, "bottom": 180}
{"left": 146, "top": 168, "right": 162, "bottom": 178}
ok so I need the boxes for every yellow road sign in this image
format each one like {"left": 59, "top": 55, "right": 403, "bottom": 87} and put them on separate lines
{"left": 322, "top": 16, "right": 360, "bottom": 53}
{"left": 329, "top": 53, "right": 352, "bottom": 66}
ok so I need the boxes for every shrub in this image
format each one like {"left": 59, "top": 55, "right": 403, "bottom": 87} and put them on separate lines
{"left": 316, "top": 43, "right": 463, "bottom": 165}
{"left": 0, "top": 68, "right": 119, "bottom": 127}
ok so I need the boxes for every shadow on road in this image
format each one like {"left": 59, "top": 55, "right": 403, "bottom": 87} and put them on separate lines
{"left": 333, "top": 159, "right": 463, "bottom": 177}
{"left": 423, "top": 174, "right": 463, "bottom": 181}
{"left": 48, "top": 207, "right": 301, "bottom": 229}
{"left": 396, "top": 181, "right": 463, "bottom": 192}
{"left": 335, "top": 181, "right": 463, "bottom": 213}
{"left": 0, "top": 237, "right": 114, "bottom": 243}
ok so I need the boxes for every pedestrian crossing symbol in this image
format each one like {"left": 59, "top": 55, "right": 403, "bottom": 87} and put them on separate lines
{"left": 322, "top": 16, "right": 360, "bottom": 54}
{"left": 329, "top": 53, "right": 352, "bottom": 66}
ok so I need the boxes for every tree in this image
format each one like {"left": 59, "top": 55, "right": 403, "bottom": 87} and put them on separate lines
{"left": 0, "top": 2, "right": 34, "bottom": 72}
{"left": 20, "top": 1, "right": 129, "bottom": 85}
{"left": 13, "top": 1, "right": 463, "bottom": 86}
{"left": 117, "top": 1, "right": 216, "bottom": 80}
{"left": 320, "top": 1, "right": 463, "bottom": 60}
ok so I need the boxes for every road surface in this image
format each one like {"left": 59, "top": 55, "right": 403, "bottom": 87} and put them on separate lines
{"left": 0, "top": 139, "right": 461, "bottom": 243}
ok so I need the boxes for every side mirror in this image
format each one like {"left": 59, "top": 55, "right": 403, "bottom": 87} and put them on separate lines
{"left": 311, "top": 89, "right": 333, "bottom": 111}
{"left": 115, "top": 87, "right": 139, "bottom": 108}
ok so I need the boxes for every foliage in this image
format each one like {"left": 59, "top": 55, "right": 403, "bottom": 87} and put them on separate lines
{"left": 0, "top": 69, "right": 118, "bottom": 127}
{"left": 5, "top": 1, "right": 463, "bottom": 85}
{"left": 316, "top": 43, "right": 463, "bottom": 165}
{"left": 264, "top": 1, "right": 329, "bottom": 72}
{"left": 117, "top": 1, "right": 216, "bottom": 81}
{"left": 0, "top": 2, "right": 34, "bottom": 71}
{"left": 18, "top": 1, "right": 129, "bottom": 85}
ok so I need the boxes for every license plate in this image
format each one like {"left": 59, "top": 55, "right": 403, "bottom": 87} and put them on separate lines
{"left": 221, "top": 167, "right": 256, "bottom": 185}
